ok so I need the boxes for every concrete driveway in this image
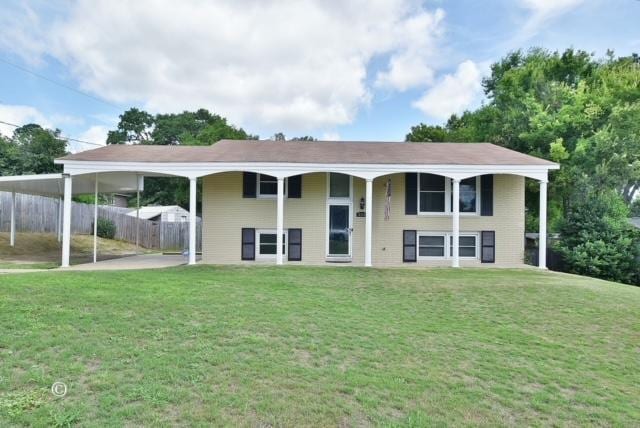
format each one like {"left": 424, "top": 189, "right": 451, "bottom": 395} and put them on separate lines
{"left": 62, "top": 254, "right": 193, "bottom": 271}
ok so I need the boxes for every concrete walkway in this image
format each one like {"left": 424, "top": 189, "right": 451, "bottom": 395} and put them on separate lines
{"left": 62, "top": 254, "right": 190, "bottom": 271}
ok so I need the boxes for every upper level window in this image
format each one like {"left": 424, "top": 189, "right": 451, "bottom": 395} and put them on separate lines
{"left": 418, "top": 174, "right": 479, "bottom": 215}
{"left": 329, "top": 173, "right": 351, "bottom": 198}
{"left": 419, "top": 174, "right": 446, "bottom": 212}
{"left": 459, "top": 178, "right": 477, "bottom": 213}
{"left": 257, "top": 174, "right": 286, "bottom": 198}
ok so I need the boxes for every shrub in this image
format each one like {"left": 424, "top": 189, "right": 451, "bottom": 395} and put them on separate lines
{"left": 557, "top": 189, "right": 640, "bottom": 285}
{"left": 96, "top": 218, "right": 116, "bottom": 240}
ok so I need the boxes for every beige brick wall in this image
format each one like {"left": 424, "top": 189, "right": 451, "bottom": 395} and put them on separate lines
{"left": 201, "top": 172, "right": 525, "bottom": 266}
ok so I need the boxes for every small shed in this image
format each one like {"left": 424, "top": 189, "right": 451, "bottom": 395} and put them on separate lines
{"left": 127, "top": 205, "right": 192, "bottom": 223}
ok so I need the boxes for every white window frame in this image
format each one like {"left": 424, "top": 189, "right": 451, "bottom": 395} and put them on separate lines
{"left": 255, "top": 229, "right": 288, "bottom": 260}
{"left": 417, "top": 175, "right": 481, "bottom": 216}
{"left": 417, "top": 231, "right": 479, "bottom": 260}
{"left": 325, "top": 173, "right": 353, "bottom": 258}
{"left": 256, "top": 174, "right": 287, "bottom": 199}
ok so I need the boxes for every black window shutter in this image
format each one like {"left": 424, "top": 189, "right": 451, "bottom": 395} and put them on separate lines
{"left": 481, "top": 175, "right": 493, "bottom": 216}
{"left": 243, "top": 172, "right": 257, "bottom": 198}
{"left": 288, "top": 228, "right": 302, "bottom": 261}
{"left": 241, "top": 228, "right": 255, "bottom": 260}
{"left": 405, "top": 173, "right": 417, "bottom": 215}
{"left": 481, "top": 231, "right": 495, "bottom": 263}
{"left": 288, "top": 175, "right": 302, "bottom": 198}
{"left": 403, "top": 230, "right": 417, "bottom": 262}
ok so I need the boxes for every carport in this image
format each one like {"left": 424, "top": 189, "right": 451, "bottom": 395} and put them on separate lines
{"left": 0, "top": 172, "right": 142, "bottom": 266}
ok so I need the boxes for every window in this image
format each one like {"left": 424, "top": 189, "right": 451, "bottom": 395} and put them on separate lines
{"left": 450, "top": 235, "right": 478, "bottom": 258}
{"left": 329, "top": 173, "right": 351, "bottom": 198}
{"left": 419, "top": 174, "right": 446, "bottom": 213}
{"left": 457, "top": 177, "right": 478, "bottom": 213}
{"left": 256, "top": 230, "right": 287, "bottom": 259}
{"left": 418, "top": 174, "right": 480, "bottom": 215}
{"left": 257, "top": 174, "right": 286, "bottom": 198}
{"left": 417, "top": 232, "right": 478, "bottom": 260}
{"left": 418, "top": 234, "right": 445, "bottom": 257}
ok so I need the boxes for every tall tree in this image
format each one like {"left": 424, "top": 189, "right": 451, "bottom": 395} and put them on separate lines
{"left": 106, "top": 108, "right": 256, "bottom": 208}
{"left": 106, "top": 108, "right": 154, "bottom": 144}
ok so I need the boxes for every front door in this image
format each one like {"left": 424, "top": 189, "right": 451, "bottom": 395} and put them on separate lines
{"left": 326, "top": 173, "right": 352, "bottom": 258}
{"left": 328, "top": 204, "right": 351, "bottom": 256}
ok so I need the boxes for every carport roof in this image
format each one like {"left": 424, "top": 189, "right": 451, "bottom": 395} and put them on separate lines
{"left": 0, "top": 172, "right": 142, "bottom": 197}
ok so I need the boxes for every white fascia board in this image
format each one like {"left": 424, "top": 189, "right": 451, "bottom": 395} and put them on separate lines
{"left": 57, "top": 160, "right": 559, "bottom": 181}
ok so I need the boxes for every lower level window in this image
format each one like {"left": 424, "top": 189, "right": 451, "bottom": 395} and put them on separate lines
{"left": 417, "top": 232, "right": 478, "bottom": 260}
{"left": 256, "top": 229, "right": 287, "bottom": 259}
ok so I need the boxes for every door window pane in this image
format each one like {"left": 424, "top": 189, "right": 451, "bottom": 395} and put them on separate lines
{"left": 329, "top": 173, "right": 350, "bottom": 198}
{"left": 329, "top": 205, "right": 350, "bottom": 255}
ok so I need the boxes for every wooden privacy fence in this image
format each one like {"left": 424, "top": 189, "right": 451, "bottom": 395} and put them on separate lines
{"left": 0, "top": 191, "right": 202, "bottom": 251}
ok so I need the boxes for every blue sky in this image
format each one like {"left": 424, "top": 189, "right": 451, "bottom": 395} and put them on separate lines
{"left": 0, "top": 0, "right": 638, "bottom": 151}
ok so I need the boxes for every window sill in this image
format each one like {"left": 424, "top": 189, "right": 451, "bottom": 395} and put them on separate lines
{"left": 325, "top": 256, "right": 352, "bottom": 263}
{"left": 416, "top": 213, "right": 480, "bottom": 217}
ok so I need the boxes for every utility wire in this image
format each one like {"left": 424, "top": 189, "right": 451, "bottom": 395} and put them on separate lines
{"left": 0, "top": 56, "right": 121, "bottom": 110}
{"left": 0, "top": 119, "right": 104, "bottom": 147}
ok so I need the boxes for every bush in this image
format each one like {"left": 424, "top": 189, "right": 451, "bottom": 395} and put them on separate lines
{"left": 96, "top": 218, "right": 116, "bottom": 240}
{"left": 557, "top": 189, "right": 640, "bottom": 285}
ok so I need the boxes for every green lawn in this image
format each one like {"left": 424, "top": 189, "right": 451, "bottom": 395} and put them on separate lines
{"left": 0, "top": 266, "right": 639, "bottom": 426}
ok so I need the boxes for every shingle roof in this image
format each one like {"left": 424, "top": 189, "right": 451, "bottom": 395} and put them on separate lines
{"left": 59, "top": 140, "right": 557, "bottom": 166}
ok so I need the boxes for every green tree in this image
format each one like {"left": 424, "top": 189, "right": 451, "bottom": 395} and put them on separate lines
{"left": 11, "top": 124, "right": 67, "bottom": 174}
{"left": 557, "top": 188, "right": 640, "bottom": 285}
{"left": 0, "top": 134, "right": 21, "bottom": 176}
{"left": 405, "top": 48, "right": 640, "bottom": 231}
{"left": 106, "top": 108, "right": 154, "bottom": 144}
{"left": 107, "top": 108, "right": 256, "bottom": 209}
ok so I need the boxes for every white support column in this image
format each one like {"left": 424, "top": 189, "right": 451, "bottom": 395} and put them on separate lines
{"left": 135, "top": 174, "right": 141, "bottom": 254}
{"left": 93, "top": 174, "right": 98, "bottom": 263}
{"left": 61, "top": 174, "right": 72, "bottom": 268}
{"left": 452, "top": 178, "right": 460, "bottom": 268}
{"left": 57, "top": 197, "right": 62, "bottom": 243}
{"left": 276, "top": 177, "right": 284, "bottom": 265}
{"left": 539, "top": 180, "right": 548, "bottom": 269}
{"left": 9, "top": 190, "right": 16, "bottom": 247}
{"left": 365, "top": 178, "right": 373, "bottom": 267}
{"left": 188, "top": 177, "right": 197, "bottom": 265}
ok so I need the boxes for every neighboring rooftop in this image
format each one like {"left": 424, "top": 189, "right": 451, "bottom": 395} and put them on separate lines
{"left": 58, "top": 140, "right": 557, "bottom": 166}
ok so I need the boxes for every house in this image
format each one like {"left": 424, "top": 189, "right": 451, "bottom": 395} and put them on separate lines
{"left": 52, "top": 140, "right": 558, "bottom": 268}
{"left": 629, "top": 218, "right": 640, "bottom": 229}
{"left": 126, "top": 205, "right": 191, "bottom": 222}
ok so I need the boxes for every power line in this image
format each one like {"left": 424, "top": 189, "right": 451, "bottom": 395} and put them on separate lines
{"left": 0, "top": 56, "right": 121, "bottom": 110}
{"left": 0, "top": 119, "right": 104, "bottom": 147}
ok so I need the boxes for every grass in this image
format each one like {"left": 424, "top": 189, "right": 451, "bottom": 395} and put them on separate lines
{"left": 0, "top": 266, "right": 639, "bottom": 426}
{"left": 0, "top": 232, "right": 148, "bottom": 266}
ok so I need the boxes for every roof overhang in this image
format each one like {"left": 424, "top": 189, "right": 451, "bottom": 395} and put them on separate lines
{"left": 0, "top": 172, "right": 143, "bottom": 197}
{"left": 56, "top": 159, "right": 559, "bottom": 182}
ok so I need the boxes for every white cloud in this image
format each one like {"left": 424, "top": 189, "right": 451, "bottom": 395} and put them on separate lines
{"left": 0, "top": 0, "right": 446, "bottom": 132}
{"left": 0, "top": 104, "right": 52, "bottom": 137}
{"left": 374, "top": 9, "right": 445, "bottom": 91}
{"left": 321, "top": 131, "right": 341, "bottom": 141}
{"left": 412, "top": 60, "right": 485, "bottom": 120}
{"left": 78, "top": 125, "right": 108, "bottom": 146}
{"left": 518, "top": 0, "right": 584, "bottom": 40}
